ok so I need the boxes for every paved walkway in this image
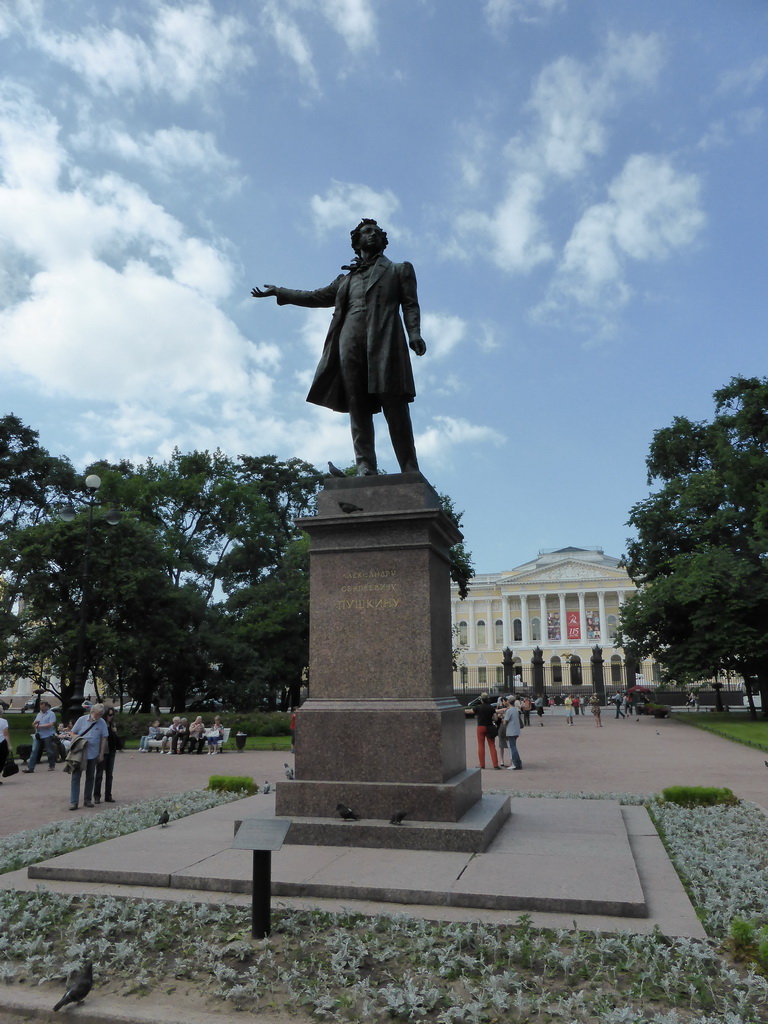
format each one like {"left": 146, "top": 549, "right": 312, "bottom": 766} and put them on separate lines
{"left": 0, "top": 712, "right": 764, "bottom": 1024}
{"left": 3, "top": 712, "right": 765, "bottom": 839}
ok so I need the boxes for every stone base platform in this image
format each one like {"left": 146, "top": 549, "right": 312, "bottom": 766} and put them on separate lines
{"left": 276, "top": 767, "right": 485, "bottom": 831}
{"left": 28, "top": 795, "right": 653, "bottom": 919}
{"left": 269, "top": 793, "right": 509, "bottom": 853}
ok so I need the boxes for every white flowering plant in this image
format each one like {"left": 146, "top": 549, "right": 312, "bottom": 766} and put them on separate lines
{"left": 1, "top": 790, "right": 768, "bottom": 1021}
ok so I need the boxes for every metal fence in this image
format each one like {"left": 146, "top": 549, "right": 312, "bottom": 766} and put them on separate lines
{"left": 453, "top": 662, "right": 746, "bottom": 705}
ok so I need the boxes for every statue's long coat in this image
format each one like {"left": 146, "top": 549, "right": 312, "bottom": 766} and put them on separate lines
{"left": 275, "top": 256, "right": 421, "bottom": 414}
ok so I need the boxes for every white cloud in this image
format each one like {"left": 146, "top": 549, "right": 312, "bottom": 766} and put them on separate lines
{"left": 310, "top": 181, "right": 401, "bottom": 237}
{"left": 535, "top": 153, "right": 705, "bottom": 331}
{"left": 717, "top": 56, "right": 768, "bottom": 97}
{"left": 21, "top": 1, "right": 253, "bottom": 102}
{"left": 321, "top": 0, "right": 377, "bottom": 52}
{"left": 72, "top": 125, "right": 240, "bottom": 186}
{"left": 416, "top": 415, "right": 505, "bottom": 464}
{"left": 523, "top": 34, "right": 663, "bottom": 179}
{"left": 455, "top": 172, "right": 553, "bottom": 273}
{"left": 0, "top": 85, "right": 277, "bottom": 424}
{"left": 484, "top": 0, "right": 566, "bottom": 31}
{"left": 298, "top": 308, "right": 335, "bottom": 359}
{"left": 421, "top": 312, "right": 467, "bottom": 360}
{"left": 698, "top": 107, "right": 764, "bottom": 151}
{"left": 262, "top": 0, "right": 319, "bottom": 92}
{"left": 453, "top": 33, "right": 663, "bottom": 275}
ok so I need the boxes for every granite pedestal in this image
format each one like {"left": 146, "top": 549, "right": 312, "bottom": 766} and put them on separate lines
{"left": 275, "top": 473, "right": 503, "bottom": 848}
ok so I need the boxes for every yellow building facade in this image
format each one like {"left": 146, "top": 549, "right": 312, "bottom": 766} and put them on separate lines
{"left": 451, "top": 547, "right": 658, "bottom": 693}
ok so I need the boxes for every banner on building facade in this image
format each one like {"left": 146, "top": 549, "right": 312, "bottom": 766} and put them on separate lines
{"left": 587, "top": 610, "right": 601, "bottom": 640}
{"left": 547, "top": 611, "right": 561, "bottom": 641}
{"left": 566, "top": 610, "right": 580, "bottom": 640}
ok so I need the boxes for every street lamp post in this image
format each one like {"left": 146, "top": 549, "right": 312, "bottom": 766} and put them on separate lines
{"left": 60, "top": 474, "right": 120, "bottom": 719}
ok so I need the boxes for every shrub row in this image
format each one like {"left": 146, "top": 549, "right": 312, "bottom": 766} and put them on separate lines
{"left": 113, "top": 711, "right": 291, "bottom": 741}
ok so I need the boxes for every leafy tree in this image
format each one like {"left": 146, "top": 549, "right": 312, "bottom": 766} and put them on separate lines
{"left": 0, "top": 418, "right": 77, "bottom": 695}
{"left": 437, "top": 492, "right": 474, "bottom": 599}
{"left": 620, "top": 376, "right": 768, "bottom": 717}
{"left": 0, "top": 439, "right": 323, "bottom": 712}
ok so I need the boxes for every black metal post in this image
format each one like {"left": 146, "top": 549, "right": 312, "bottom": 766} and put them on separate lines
{"left": 68, "top": 492, "right": 96, "bottom": 720}
{"left": 251, "top": 849, "right": 272, "bottom": 938}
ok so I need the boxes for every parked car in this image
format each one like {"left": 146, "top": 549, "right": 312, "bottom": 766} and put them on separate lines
{"left": 185, "top": 698, "right": 226, "bottom": 713}
{"left": 22, "top": 696, "right": 61, "bottom": 712}
{"left": 118, "top": 700, "right": 143, "bottom": 713}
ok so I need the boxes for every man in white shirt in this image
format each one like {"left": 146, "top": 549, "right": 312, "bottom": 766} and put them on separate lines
{"left": 23, "top": 700, "right": 58, "bottom": 773}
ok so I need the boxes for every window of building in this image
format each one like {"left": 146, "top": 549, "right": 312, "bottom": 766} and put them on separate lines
{"left": 494, "top": 619, "right": 503, "bottom": 644}
{"left": 607, "top": 615, "right": 618, "bottom": 640}
{"left": 477, "top": 620, "right": 486, "bottom": 646}
{"left": 531, "top": 617, "right": 541, "bottom": 641}
{"left": 551, "top": 656, "right": 563, "bottom": 684}
{"left": 610, "top": 655, "right": 622, "bottom": 684}
{"left": 568, "top": 655, "right": 582, "bottom": 685}
{"left": 478, "top": 666, "right": 487, "bottom": 685}
{"left": 513, "top": 618, "right": 522, "bottom": 642}
{"left": 495, "top": 666, "right": 503, "bottom": 686}
{"left": 458, "top": 620, "right": 467, "bottom": 645}
{"left": 460, "top": 666, "right": 468, "bottom": 686}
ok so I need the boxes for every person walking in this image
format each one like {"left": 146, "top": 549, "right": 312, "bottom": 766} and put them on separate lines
{"left": 496, "top": 698, "right": 510, "bottom": 768}
{"left": 521, "top": 695, "right": 532, "bottom": 726}
{"left": 474, "top": 695, "right": 500, "bottom": 769}
{"left": 0, "top": 712, "right": 11, "bottom": 781}
{"left": 589, "top": 694, "right": 603, "bottom": 727}
{"left": 611, "top": 692, "right": 625, "bottom": 719}
{"left": 93, "top": 708, "right": 119, "bottom": 803}
{"left": 23, "top": 699, "right": 58, "bottom": 773}
{"left": 564, "top": 694, "right": 574, "bottom": 725}
{"left": 534, "top": 695, "right": 545, "bottom": 725}
{"left": 67, "top": 704, "right": 109, "bottom": 810}
{"left": 504, "top": 699, "right": 524, "bottom": 770}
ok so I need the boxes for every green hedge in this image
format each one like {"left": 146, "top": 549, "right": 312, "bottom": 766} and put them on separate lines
{"left": 113, "top": 711, "right": 291, "bottom": 741}
{"left": 208, "top": 775, "right": 257, "bottom": 795}
{"left": 661, "top": 785, "right": 739, "bottom": 807}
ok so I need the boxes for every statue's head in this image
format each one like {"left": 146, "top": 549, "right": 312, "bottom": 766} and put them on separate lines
{"left": 350, "top": 218, "right": 388, "bottom": 255}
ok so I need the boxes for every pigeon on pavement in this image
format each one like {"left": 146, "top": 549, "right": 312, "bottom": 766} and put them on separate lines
{"left": 336, "top": 802, "right": 360, "bottom": 821}
{"left": 53, "top": 962, "right": 92, "bottom": 1011}
{"left": 390, "top": 810, "right": 408, "bottom": 825}
{"left": 283, "top": 763, "right": 295, "bottom": 780}
{"left": 263, "top": 781, "right": 271, "bottom": 794}
{"left": 157, "top": 810, "right": 170, "bottom": 827}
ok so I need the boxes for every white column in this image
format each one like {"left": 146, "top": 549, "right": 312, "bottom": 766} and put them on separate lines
{"left": 520, "top": 593, "right": 530, "bottom": 646}
{"left": 598, "top": 591, "right": 607, "bottom": 643}
{"left": 467, "top": 600, "right": 476, "bottom": 650}
{"left": 536, "top": 589, "right": 548, "bottom": 643}
{"left": 578, "top": 590, "right": 586, "bottom": 645}
{"left": 558, "top": 592, "right": 567, "bottom": 644}
{"left": 502, "top": 594, "right": 511, "bottom": 649}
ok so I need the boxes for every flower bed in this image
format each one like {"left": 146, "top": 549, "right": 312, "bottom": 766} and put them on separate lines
{"left": 1, "top": 790, "right": 767, "bottom": 1021}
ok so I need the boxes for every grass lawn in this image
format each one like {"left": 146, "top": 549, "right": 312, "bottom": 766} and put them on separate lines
{"left": 676, "top": 710, "right": 768, "bottom": 752}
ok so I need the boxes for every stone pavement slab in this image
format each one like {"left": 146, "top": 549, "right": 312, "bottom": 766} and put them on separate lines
{"left": 29, "top": 793, "right": 647, "bottom": 918}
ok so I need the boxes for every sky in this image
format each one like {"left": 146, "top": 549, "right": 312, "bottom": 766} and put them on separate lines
{"left": 0, "top": 0, "right": 766, "bottom": 575}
